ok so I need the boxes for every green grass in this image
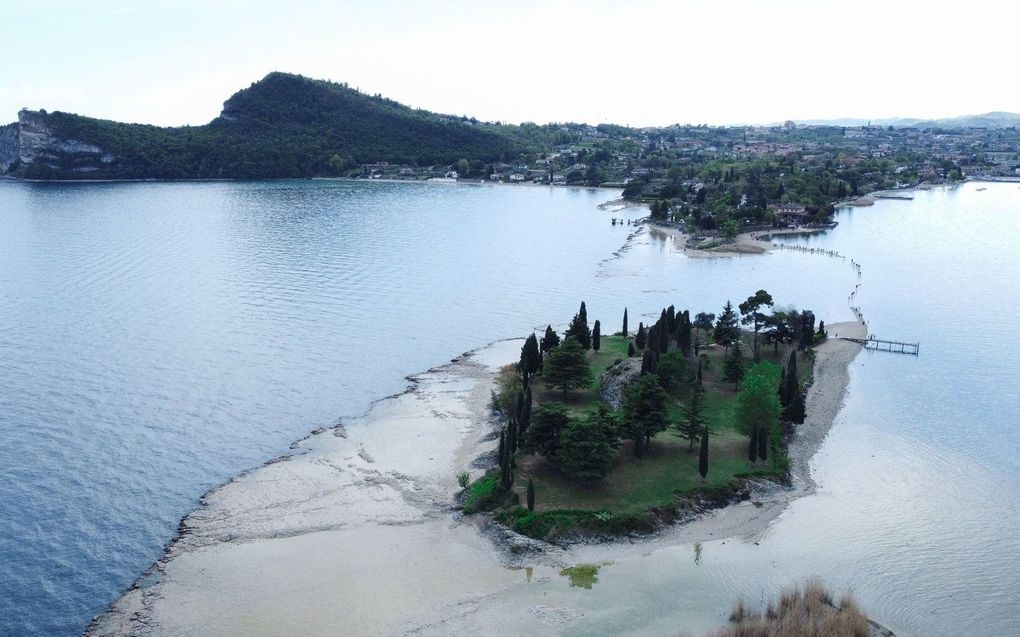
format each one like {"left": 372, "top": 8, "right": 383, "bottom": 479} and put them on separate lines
{"left": 530, "top": 335, "right": 630, "bottom": 418}
{"left": 476, "top": 331, "right": 799, "bottom": 541}
{"left": 462, "top": 471, "right": 503, "bottom": 513}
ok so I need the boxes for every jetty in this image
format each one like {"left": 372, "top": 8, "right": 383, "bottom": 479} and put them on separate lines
{"left": 841, "top": 336, "right": 919, "bottom": 355}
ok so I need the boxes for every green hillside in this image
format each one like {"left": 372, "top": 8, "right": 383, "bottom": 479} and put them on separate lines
{"left": 11, "top": 72, "right": 519, "bottom": 179}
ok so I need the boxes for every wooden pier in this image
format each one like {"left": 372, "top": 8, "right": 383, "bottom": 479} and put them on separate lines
{"left": 841, "top": 337, "right": 919, "bottom": 355}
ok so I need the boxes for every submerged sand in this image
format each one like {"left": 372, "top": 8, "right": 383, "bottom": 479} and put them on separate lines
{"left": 89, "top": 313, "right": 866, "bottom": 636}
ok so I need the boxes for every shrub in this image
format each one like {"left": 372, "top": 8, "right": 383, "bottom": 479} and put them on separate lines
{"left": 456, "top": 471, "right": 470, "bottom": 488}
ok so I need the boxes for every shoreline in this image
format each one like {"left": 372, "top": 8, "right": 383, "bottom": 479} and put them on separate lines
{"left": 90, "top": 315, "right": 868, "bottom": 636}
{"left": 645, "top": 221, "right": 826, "bottom": 257}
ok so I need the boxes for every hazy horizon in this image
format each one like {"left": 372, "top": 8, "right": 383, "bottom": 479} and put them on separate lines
{"left": 2, "top": 0, "right": 1017, "bottom": 128}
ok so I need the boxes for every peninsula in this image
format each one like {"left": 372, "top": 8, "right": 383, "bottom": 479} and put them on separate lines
{"left": 89, "top": 289, "right": 871, "bottom": 636}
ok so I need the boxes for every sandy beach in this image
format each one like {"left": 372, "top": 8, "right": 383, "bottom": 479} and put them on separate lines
{"left": 645, "top": 222, "right": 826, "bottom": 257}
{"left": 89, "top": 310, "right": 867, "bottom": 636}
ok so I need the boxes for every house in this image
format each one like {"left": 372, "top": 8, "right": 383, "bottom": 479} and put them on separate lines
{"left": 508, "top": 174, "right": 526, "bottom": 182}
{"left": 771, "top": 203, "right": 809, "bottom": 225}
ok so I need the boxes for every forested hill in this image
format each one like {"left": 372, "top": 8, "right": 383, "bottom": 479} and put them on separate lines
{"left": 1, "top": 72, "right": 520, "bottom": 180}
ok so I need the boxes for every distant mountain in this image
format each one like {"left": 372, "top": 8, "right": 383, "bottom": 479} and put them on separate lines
{"left": 0, "top": 72, "right": 519, "bottom": 180}
{"left": 793, "top": 112, "right": 1020, "bottom": 129}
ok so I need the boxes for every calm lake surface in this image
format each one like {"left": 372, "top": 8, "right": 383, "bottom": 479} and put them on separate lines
{"left": 0, "top": 179, "right": 1016, "bottom": 635}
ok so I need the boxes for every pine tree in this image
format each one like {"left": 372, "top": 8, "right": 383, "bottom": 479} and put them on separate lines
{"left": 723, "top": 341, "right": 746, "bottom": 390}
{"left": 592, "top": 320, "right": 601, "bottom": 352}
{"left": 623, "top": 374, "right": 670, "bottom": 458}
{"left": 698, "top": 426, "right": 709, "bottom": 480}
{"left": 622, "top": 308, "right": 628, "bottom": 337}
{"left": 543, "top": 337, "right": 592, "bottom": 396}
{"left": 749, "top": 423, "right": 759, "bottom": 463}
{"left": 522, "top": 402, "right": 570, "bottom": 458}
{"left": 555, "top": 405, "right": 619, "bottom": 480}
{"left": 676, "top": 385, "right": 705, "bottom": 451}
{"left": 636, "top": 322, "right": 646, "bottom": 349}
{"left": 526, "top": 478, "right": 535, "bottom": 511}
{"left": 715, "top": 301, "right": 739, "bottom": 345}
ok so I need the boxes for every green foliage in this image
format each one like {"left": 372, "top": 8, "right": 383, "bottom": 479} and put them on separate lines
{"left": 739, "top": 289, "right": 774, "bottom": 359}
{"left": 463, "top": 472, "right": 503, "bottom": 513}
{"left": 564, "top": 302, "right": 591, "bottom": 349}
{"left": 22, "top": 73, "right": 515, "bottom": 179}
{"left": 698, "top": 426, "right": 709, "bottom": 479}
{"left": 555, "top": 405, "right": 619, "bottom": 480}
{"left": 457, "top": 471, "right": 470, "bottom": 488}
{"left": 675, "top": 385, "right": 706, "bottom": 451}
{"left": 526, "top": 478, "right": 535, "bottom": 511}
{"left": 523, "top": 402, "right": 571, "bottom": 457}
{"left": 723, "top": 341, "right": 746, "bottom": 389}
{"left": 540, "top": 325, "right": 560, "bottom": 353}
{"left": 542, "top": 337, "right": 592, "bottom": 395}
{"left": 592, "top": 320, "right": 601, "bottom": 352}
{"left": 635, "top": 322, "right": 646, "bottom": 349}
{"left": 622, "top": 307, "right": 628, "bottom": 337}
{"left": 622, "top": 374, "right": 670, "bottom": 456}
{"left": 737, "top": 361, "right": 782, "bottom": 436}
{"left": 656, "top": 351, "right": 687, "bottom": 389}
{"left": 715, "top": 301, "right": 740, "bottom": 345}
{"left": 491, "top": 364, "right": 523, "bottom": 416}
{"left": 520, "top": 333, "right": 541, "bottom": 378}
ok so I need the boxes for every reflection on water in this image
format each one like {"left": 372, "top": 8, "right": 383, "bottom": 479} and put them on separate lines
{"left": 560, "top": 563, "right": 605, "bottom": 589}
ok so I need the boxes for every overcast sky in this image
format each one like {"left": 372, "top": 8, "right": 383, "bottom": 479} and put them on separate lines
{"left": 2, "top": 0, "right": 1015, "bottom": 127}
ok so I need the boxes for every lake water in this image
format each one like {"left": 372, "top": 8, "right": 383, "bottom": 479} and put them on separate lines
{"left": 0, "top": 179, "right": 1016, "bottom": 635}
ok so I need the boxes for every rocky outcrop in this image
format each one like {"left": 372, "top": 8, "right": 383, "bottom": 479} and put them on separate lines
{"left": 12, "top": 109, "right": 113, "bottom": 175}
{"left": 0, "top": 122, "right": 18, "bottom": 173}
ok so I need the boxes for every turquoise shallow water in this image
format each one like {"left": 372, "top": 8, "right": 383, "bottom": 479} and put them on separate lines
{"left": 0, "top": 179, "right": 1016, "bottom": 635}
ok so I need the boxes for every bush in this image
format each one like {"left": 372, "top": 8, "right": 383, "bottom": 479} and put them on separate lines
{"left": 462, "top": 472, "right": 504, "bottom": 513}
{"left": 456, "top": 471, "right": 470, "bottom": 488}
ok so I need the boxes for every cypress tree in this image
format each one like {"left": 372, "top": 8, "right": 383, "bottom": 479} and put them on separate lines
{"left": 526, "top": 478, "right": 535, "bottom": 511}
{"left": 519, "top": 387, "right": 532, "bottom": 435}
{"left": 497, "top": 427, "right": 506, "bottom": 468}
{"left": 647, "top": 325, "right": 659, "bottom": 354}
{"left": 636, "top": 322, "right": 646, "bottom": 349}
{"left": 622, "top": 308, "right": 628, "bottom": 337}
{"left": 566, "top": 302, "right": 592, "bottom": 349}
{"left": 779, "top": 364, "right": 789, "bottom": 407}
{"left": 697, "top": 358, "right": 703, "bottom": 387}
{"left": 541, "top": 325, "right": 560, "bottom": 353}
{"left": 783, "top": 350, "right": 798, "bottom": 410}
{"left": 666, "top": 305, "right": 676, "bottom": 333}
{"left": 641, "top": 348, "right": 658, "bottom": 375}
{"left": 521, "top": 333, "right": 541, "bottom": 378}
{"left": 749, "top": 423, "right": 759, "bottom": 463}
{"left": 628, "top": 341, "right": 636, "bottom": 357}
{"left": 658, "top": 315, "right": 669, "bottom": 352}
{"left": 757, "top": 422, "right": 768, "bottom": 462}
{"left": 592, "top": 320, "right": 601, "bottom": 352}
{"left": 698, "top": 426, "right": 709, "bottom": 480}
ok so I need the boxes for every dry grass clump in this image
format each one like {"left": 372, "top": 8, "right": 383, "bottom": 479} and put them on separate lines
{"left": 713, "top": 579, "right": 870, "bottom": 637}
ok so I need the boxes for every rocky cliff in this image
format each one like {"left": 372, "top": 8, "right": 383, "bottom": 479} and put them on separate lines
{"left": 4, "top": 109, "right": 116, "bottom": 176}
{"left": 0, "top": 122, "right": 19, "bottom": 173}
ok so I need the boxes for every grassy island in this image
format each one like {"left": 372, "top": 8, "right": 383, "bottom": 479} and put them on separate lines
{"left": 463, "top": 293, "right": 827, "bottom": 542}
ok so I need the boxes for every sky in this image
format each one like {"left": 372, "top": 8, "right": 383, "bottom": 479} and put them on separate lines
{"left": 2, "top": 0, "right": 1016, "bottom": 128}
